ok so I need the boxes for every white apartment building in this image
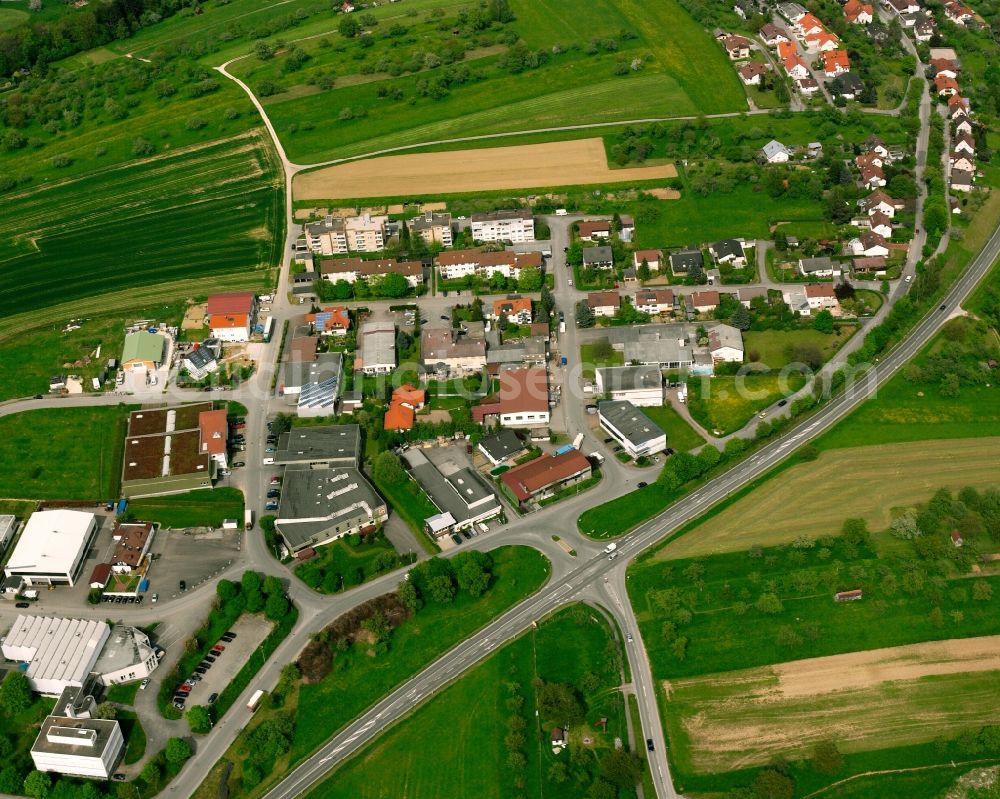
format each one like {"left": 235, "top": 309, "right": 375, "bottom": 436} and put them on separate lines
{"left": 470, "top": 209, "right": 535, "bottom": 243}
{"left": 305, "top": 214, "right": 389, "bottom": 254}
{"left": 408, "top": 211, "right": 453, "bottom": 246}
{"left": 435, "top": 249, "right": 541, "bottom": 281}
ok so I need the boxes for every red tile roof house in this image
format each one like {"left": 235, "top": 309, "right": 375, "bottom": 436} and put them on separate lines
{"left": 805, "top": 283, "right": 839, "bottom": 311}
{"left": 384, "top": 384, "right": 427, "bottom": 432}
{"left": 632, "top": 249, "right": 663, "bottom": 271}
{"left": 577, "top": 220, "right": 612, "bottom": 241}
{"left": 935, "top": 74, "right": 960, "bottom": 96}
{"left": 199, "top": 408, "right": 229, "bottom": 471}
{"left": 473, "top": 367, "right": 550, "bottom": 428}
{"left": 500, "top": 450, "right": 592, "bottom": 508}
{"left": 823, "top": 49, "right": 850, "bottom": 77}
{"left": 207, "top": 291, "right": 256, "bottom": 343}
{"left": 738, "top": 62, "right": 770, "bottom": 85}
{"left": 587, "top": 291, "right": 621, "bottom": 318}
{"left": 493, "top": 297, "right": 533, "bottom": 325}
{"left": 806, "top": 30, "right": 840, "bottom": 52}
{"left": 931, "top": 57, "right": 960, "bottom": 79}
{"left": 307, "top": 306, "right": 351, "bottom": 336}
{"left": 634, "top": 289, "right": 675, "bottom": 315}
{"left": 723, "top": 34, "right": 753, "bottom": 59}
{"left": 690, "top": 290, "right": 721, "bottom": 314}
{"left": 951, "top": 529, "right": 964, "bottom": 547}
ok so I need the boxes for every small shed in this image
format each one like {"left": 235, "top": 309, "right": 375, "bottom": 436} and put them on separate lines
{"left": 834, "top": 589, "right": 863, "bottom": 602}
{"left": 951, "top": 529, "right": 963, "bottom": 548}
{"left": 551, "top": 728, "right": 567, "bottom": 747}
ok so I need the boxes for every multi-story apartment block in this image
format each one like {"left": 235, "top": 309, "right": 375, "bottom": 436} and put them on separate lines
{"left": 470, "top": 209, "right": 535, "bottom": 243}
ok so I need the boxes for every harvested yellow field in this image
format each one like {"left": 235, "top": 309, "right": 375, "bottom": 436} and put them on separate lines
{"left": 668, "top": 635, "right": 1000, "bottom": 772}
{"left": 658, "top": 437, "right": 1000, "bottom": 561}
{"left": 293, "top": 138, "right": 678, "bottom": 200}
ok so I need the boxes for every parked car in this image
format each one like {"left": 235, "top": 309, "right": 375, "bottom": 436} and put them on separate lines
{"left": 173, "top": 700, "right": 186, "bottom": 710}
{"left": 637, "top": 482, "right": 648, "bottom": 488}
{"left": 647, "top": 739, "right": 655, "bottom": 751}
{"left": 267, "top": 490, "right": 280, "bottom": 499}
{"left": 265, "top": 447, "right": 275, "bottom": 453}
{"left": 204, "top": 655, "right": 216, "bottom": 663}
{"left": 139, "top": 679, "right": 150, "bottom": 690}
{"left": 212, "top": 645, "right": 225, "bottom": 653}
{"left": 222, "top": 632, "right": 237, "bottom": 641}
{"left": 777, "top": 399, "right": 788, "bottom": 407}
{"left": 178, "top": 685, "right": 192, "bottom": 693}
{"left": 451, "top": 533, "right": 463, "bottom": 545}
{"left": 195, "top": 667, "right": 208, "bottom": 674}
{"left": 179, "top": 580, "right": 187, "bottom": 592}
{"left": 265, "top": 502, "right": 278, "bottom": 511}
{"left": 233, "top": 461, "right": 246, "bottom": 468}
{"left": 15, "top": 602, "right": 30, "bottom": 608}
{"left": 208, "top": 692, "right": 218, "bottom": 705}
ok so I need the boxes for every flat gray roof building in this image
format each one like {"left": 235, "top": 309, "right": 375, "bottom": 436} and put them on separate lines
{"left": 275, "top": 466, "right": 388, "bottom": 552}
{"left": 274, "top": 425, "right": 360, "bottom": 466}
{"left": 598, "top": 400, "right": 667, "bottom": 458}
{"left": 401, "top": 450, "right": 501, "bottom": 537}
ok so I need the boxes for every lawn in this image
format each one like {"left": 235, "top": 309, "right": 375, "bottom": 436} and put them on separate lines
{"left": 577, "top": 482, "right": 675, "bottom": 540}
{"left": 580, "top": 340, "right": 624, "bottom": 379}
{"left": 369, "top": 471, "right": 439, "bottom": 540}
{"left": 639, "top": 404, "right": 705, "bottom": 453}
{"left": 0, "top": 407, "right": 129, "bottom": 500}
{"left": 291, "top": 547, "right": 551, "bottom": 760}
{"left": 295, "top": 534, "right": 406, "bottom": 594}
{"left": 119, "top": 710, "right": 148, "bottom": 765}
{"left": 0, "top": 7, "right": 28, "bottom": 30}
{"left": 656, "top": 437, "right": 1000, "bottom": 560}
{"left": 305, "top": 604, "right": 631, "bottom": 799}
{"left": 686, "top": 373, "right": 805, "bottom": 436}
{"left": 126, "top": 487, "right": 245, "bottom": 529}
{"left": 107, "top": 682, "right": 142, "bottom": 705}
{"left": 742, "top": 327, "right": 855, "bottom": 371}
{"left": 0, "top": 133, "right": 282, "bottom": 319}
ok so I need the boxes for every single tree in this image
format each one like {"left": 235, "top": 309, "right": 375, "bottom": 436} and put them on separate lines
{"left": 165, "top": 737, "right": 192, "bottom": 765}
{"left": 373, "top": 451, "right": 407, "bottom": 485}
{"left": 811, "top": 739, "right": 843, "bottom": 774}
{"left": 0, "top": 672, "right": 32, "bottom": 715}
{"left": 22, "top": 771, "right": 51, "bottom": 799}
{"left": 187, "top": 705, "right": 213, "bottom": 734}
{"left": 600, "top": 749, "right": 642, "bottom": 788}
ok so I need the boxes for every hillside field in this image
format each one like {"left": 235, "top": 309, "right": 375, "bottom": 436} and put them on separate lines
{"left": 0, "top": 133, "right": 283, "bottom": 318}
{"left": 294, "top": 138, "right": 677, "bottom": 199}
{"left": 656, "top": 437, "right": 1000, "bottom": 561}
{"left": 665, "top": 636, "right": 1000, "bottom": 774}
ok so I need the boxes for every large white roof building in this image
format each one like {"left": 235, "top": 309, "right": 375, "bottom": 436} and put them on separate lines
{"left": 2, "top": 615, "right": 109, "bottom": 696}
{"left": 3, "top": 510, "right": 98, "bottom": 586}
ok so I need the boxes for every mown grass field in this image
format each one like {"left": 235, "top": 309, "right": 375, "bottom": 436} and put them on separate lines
{"left": 656, "top": 437, "right": 1000, "bottom": 560}
{"left": 0, "top": 133, "right": 282, "bottom": 318}
{"left": 0, "top": 7, "right": 28, "bottom": 30}
{"left": 743, "top": 328, "right": 854, "bottom": 371}
{"left": 307, "top": 605, "right": 630, "bottom": 799}
{"left": 686, "top": 373, "right": 805, "bottom": 436}
{"left": 234, "top": 0, "right": 743, "bottom": 164}
{"left": 126, "top": 487, "right": 245, "bottom": 528}
{"left": 0, "top": 407, "right": 130, "bottom": 500}
{"left": 640, "top": 404, "right": 705, "bottom": 453}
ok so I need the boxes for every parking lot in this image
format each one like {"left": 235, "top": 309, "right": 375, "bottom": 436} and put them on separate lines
{"left": 173, "top": 615, "right": 272, "bottom": 710}
{"left": 146, "top": 528, "right": 241, "bottom": 602}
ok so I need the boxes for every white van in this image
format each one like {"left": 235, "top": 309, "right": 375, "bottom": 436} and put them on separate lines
{"left": 262, "top": 457, "right": 275, "bottom": 465}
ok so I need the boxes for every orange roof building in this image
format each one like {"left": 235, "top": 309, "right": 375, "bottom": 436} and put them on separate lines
{"left": 198, "top": 409, "right": 229, "bottom": 463}
{"left": 823, "top": 50, "right": 850, "bottom": 76}
{"left": 493, "top": 296, "right": 533, "bottom": 324}
{"left": 307, "top": 306, "right": 351, "bottom": 335}
{"left": 384, "top": 384, "right": 427, "bottom": 431}
{"left": 209, "top": 312, "right": 251, "bottom": 342}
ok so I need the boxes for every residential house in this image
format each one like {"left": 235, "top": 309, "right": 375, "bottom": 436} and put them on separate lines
{"left": 864, "top": 135, "right": 890, "bottom": 159}
{"left": 632, "top": 249, "right": 662, "bottom": 272}
{"left": 857, "top": 151, "right": 885, "bottom": 170}
{"left": 707, "top": 323, "right": 744, "bottom": 362}
{"left": 830, "top": 72, "right": 864, "bottom": 99}
{"left": 307, "top": 306, "right": 351, "bottom": 336}
{"left": 867, "top": 211, "right": 894, "bottom": 238}
{"left": 622, "top": 266, "right": 638, "bottom": 284}
{"left": 472, "top": 367, "right": 550, "bottom": 428}
{"left": 422, "top": 327, "right": 487, "bottom": 374}
{"left": 598, "top": 400, "right": 667, "bottom": 459}
{"left": 778, "top": 2, "right": 808, "bottom": 23}
{"left": 796, "top": 13, "right": 826, "bottom": 37}
{"left": 619, "top": 215, "right": 635, "bottom": 241}
{"left": 435, "top": 249, "right": 541, "bottom": 282}
{"left": 951, "top": 529, "right": 964, "bottom": 547}
{"left": 577, "top": 220, "right": 611, "bottom": 241}
{"left": 953, "top": 115, "right": 974, "bottom": 136}
{"left": 949, "top": 94, "right": 971, "bottom": 115}
{"left": 634, "top": 289, "right": 675, "bottom": 316}
{"left": 470, "top": 209, "right": 535, "bottom": 243}
{"left": 709, "top": 239, "right": 748, "bottom": 267}
{"left": 198, "top": 409, "right": 229, "bottom": 472}
{"left": 500, "top": 450, "right": 592, "bottom": 507}
{"left": 319, "top": 257, "right": 424, "bottom": 289}
{"left": 669, "top": 248, "right": 704, "bottom": 275}
{"left": 805, "top": 283, "right": 840, "bottom": 311}
{"left": 493, "top": 296, "right": 533, "bottom": 325}
{"left": 950, "top": 169, "right": 974, "bottom": 192}
{"left": 823, "top": 49, "right": 850, "bottom": 77}
{"left": 798, "top": 76, "right": 821, "bottom": 95}
{"left": 583, "top": 246, "right": 615, "bottom": 269}
{"left": 304, "top": 214, "right": 389, "bottom": 254}
{"left": 761, "top": 23, "right": 791, "bottom": 44}
{"left": 852, "top": 256, "right": 887, "bottom": 275}
{"left": 914, "top": 15, "right": 936, "bottom": 40}
{"left": 782, "top": 287, "right": 811, "bottom": 315}
{"left": 944, "top": 0, "right": 974, "bottom": 25}
{"left": 798, "top": 256, "right": 840, "bottom": 277}
{"left": 357, "top": 321, "right": 396, "bottom": 375}
{"left": 860, "top": 164, "right": 886, "bottom": 189}
{"left": 886, "top": 0, "right": 920, "bottom": 14}
{"left": 851, "top": 231, "right": 890, "bottom": 257}
{"left": 931, "top": 57, "right": 960, "bottom": 79}
{"left": 206, "top": 291, "right": 256, "bottom": 343}
{"left": 690, "top": 290, "right": 721, "bottom": 314}
{"left": 383, "top": 384, "right": 426, "bottom": 432}
{"left": 407, "top": 211, "right": 453, "bottom": 247}
{"left": 723, "top": 34, "right": 753, "bottom": 59}
{"left": 737, "top": 286, "right": 768, "bottom": 307}
{"left": 953, "top": 132, "right": 976, "bottom": 155}
{"left": 738, "top": 62, "right": 770, "bottom": 85}
{"left": 806, "top": 31, "right": 841, "bottom": 52}
{"left": 936, "top": 74, "right": 961, "bottom": 96}
{"left": 587, "top": 291, "right": 621, "bottom": 317}
{"left": 760, "top": 139, "right": 792, "bottom": 163}
{"left": 181, "top": 346, "right": 218, "bottom": 380}
{"left": 951, "top": 152, "right": 975, "bottom": 173}
{"left": 860, "top": 189, "right": 904, "bottom": 218}
{"left": 844, "top": 0, "right": 873, "bottom": 23}
{"left": 595, "top": 365, "right": 664, "bottom": 407}
{"left": 783, "top": 53, "right": 810, "bottom": 79}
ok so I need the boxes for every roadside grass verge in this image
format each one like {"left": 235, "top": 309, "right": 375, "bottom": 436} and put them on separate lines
{"left": 0, "top": 406, "right": 129, "bottom": 500}
{"left": 303, "top": 604, "right": 631, "bottom": 799}
{"left": 126, "top": 488, "right": 245, "bottom": 529}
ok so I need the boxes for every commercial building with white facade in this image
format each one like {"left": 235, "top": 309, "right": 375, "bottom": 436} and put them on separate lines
{"left": 3, "top": 510, "right": 98, "bottom": 587}
{"left": 357, "top": 321, "right": 396, "bottom": 374}
{"left": 2, "top": 615, "right": 109, "bottom": 695}
{"left": 31, "top": 714, "right": 124, "bottom": 780}
{"left": 598, "top": 400, "right": 667, "bottom": 459}
{"left": 595, "top": 366, "right": 664, "bottom": 407}
{"left": 470, "top": 209, "right": 535, "bottom": 242}
{"left": 93, "top": 625, "right": 160, "bottom": 687}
